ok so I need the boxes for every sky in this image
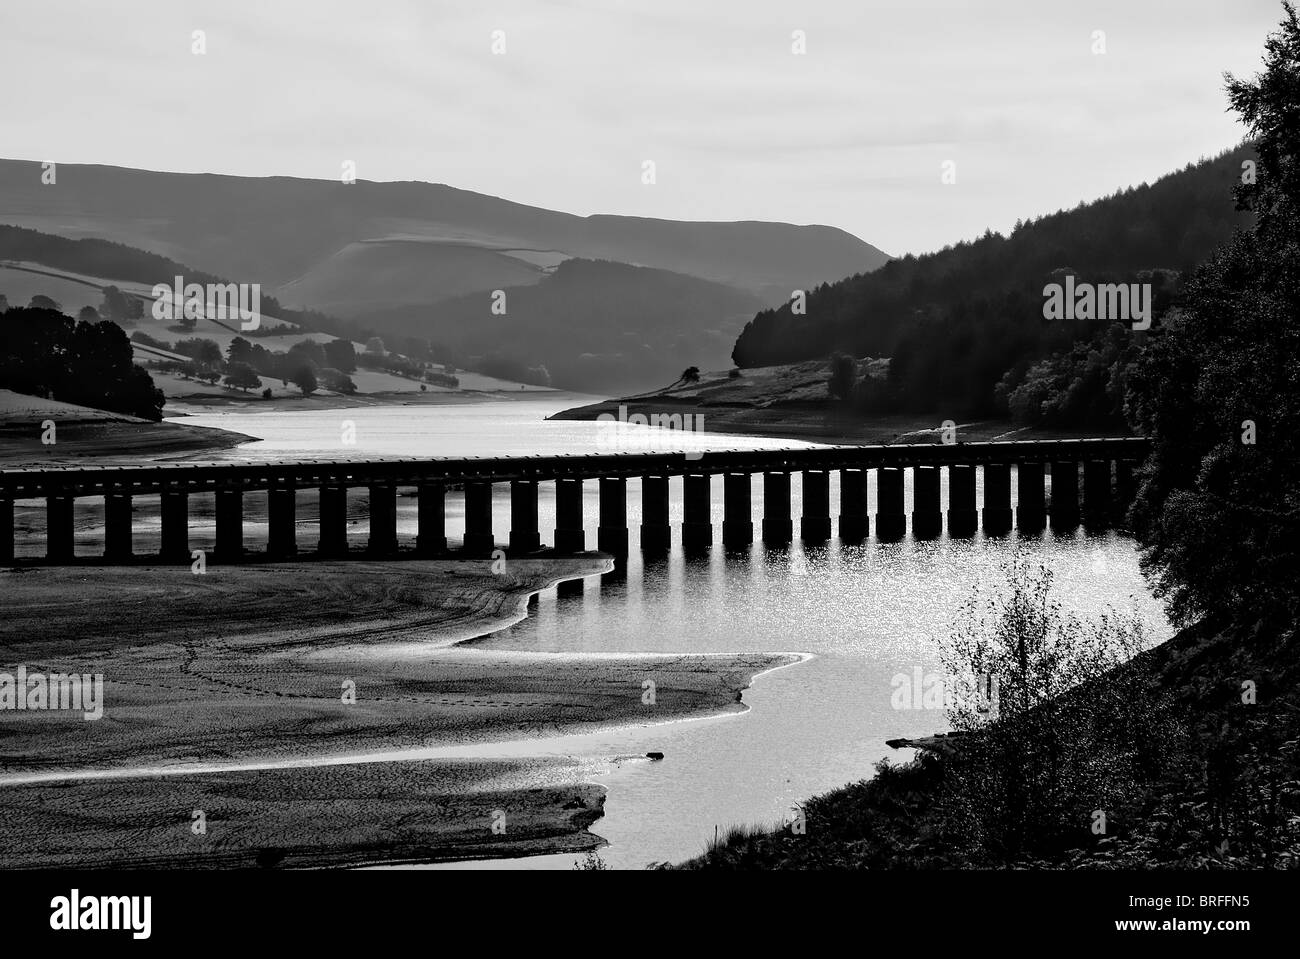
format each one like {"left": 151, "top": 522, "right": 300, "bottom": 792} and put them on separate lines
{"left": 0, "top": 0, "right": 1284, "bottom": 256}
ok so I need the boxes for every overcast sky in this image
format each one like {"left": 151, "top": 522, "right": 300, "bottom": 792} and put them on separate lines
{"left": 1, "top": 0, "right": 1283, "bottom": 255}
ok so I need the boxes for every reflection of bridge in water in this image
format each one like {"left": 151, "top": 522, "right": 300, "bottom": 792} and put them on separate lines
{"left": 0, "top": 438, "right": 1149, "bottom": 564}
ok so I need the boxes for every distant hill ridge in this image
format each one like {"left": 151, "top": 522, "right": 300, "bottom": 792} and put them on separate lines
{"left": 0, "top": 158, "right": 888, "bottom": 312}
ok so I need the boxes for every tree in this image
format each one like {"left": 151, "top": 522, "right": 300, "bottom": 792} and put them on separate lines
{"left": 937, "top": 560, "right": 1180, "bottom": 863}
{"left": 0, "top": 294, "right": 8, "bottom": 312}
{"left": 365, "top": 336, "right": 386, "bottom": 355}
{"left": 1126, "top": 3, "right": 1300, "bottom": 628}
{"left": 318, "top": 366, "right": 356, "bottom": 394}
{"left": 681, "top": 366, "right": 700, "bottom": 384}
{"left": 323, "top": 338, "right": 358, "bottom": 373}
{"left": 828, "top": 352, "right": 856, "bottom": 400}
{"left": 290, "top": 364, "right": 318, "bottom": 395}
{"left": 195, "top": 340, "right": 223, "bottom": 369}
{"left": 77, "top": 306, "right": 101, "bottom": 323}
{"left": 0, "top": 308, "right": 165, "bottom": 420}
{"left": 29, "top": 294, "right": 60, "bottom": 311}
{"left": 227, "top": 336, "right": 253, "bottom": 367}
{"left": 99, "top": 285, "right": 130, "bottom": 323}
{"left": 288, "top": 338, "right": 326, "bottom": 369}
{"left": 223, "top": 361, "right": 262, "bottom": 392}
{"left": 174, "top": 337, "right": 223, "bottom": 370}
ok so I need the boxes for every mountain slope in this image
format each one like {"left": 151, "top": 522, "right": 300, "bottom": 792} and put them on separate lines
{"left": 0, "top": 159, "right": 888, "bottom": 311}
{"left": 364, "top": 258, "right": 766, "bottom": 395}
{"left": 732, "top": 145, "right": 1255, "bottom": 370}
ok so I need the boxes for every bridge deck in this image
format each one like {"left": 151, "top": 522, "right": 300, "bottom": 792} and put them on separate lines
{"left": 0, "top": 438, "right": 1150, "bottom": 498}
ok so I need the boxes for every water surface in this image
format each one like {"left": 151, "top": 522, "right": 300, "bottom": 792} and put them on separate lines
{"left": 113, "top": 401, "right": 1173, "bottom": 867}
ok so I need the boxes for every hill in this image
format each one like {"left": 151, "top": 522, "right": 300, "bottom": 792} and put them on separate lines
{"left": 364, "top": 258, "right": 766, "bottom": 395}
{"left": 730, "top": 145, "right": 1257, "bottom": 423}
{"left": 0, "top": 240, "right": 549, "bottom": 400}
{"left": 0, "top": 158, "right": 887, "bottom": 313}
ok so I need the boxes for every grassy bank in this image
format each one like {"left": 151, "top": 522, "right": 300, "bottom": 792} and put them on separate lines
{"left": 0, "top": 388, "right": 253, "bottom": 465}
{"left": 547, "top": 362, "right": 1135, "bottom": 446}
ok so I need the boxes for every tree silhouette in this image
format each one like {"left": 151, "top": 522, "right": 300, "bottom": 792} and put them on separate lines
{"left": 828, "top": 353, "right": 856, "bottom": 400}
{"left": 223, "top": 361, "right": 262, "bottom": 392}
{"left": 1126, "top": 2, "right": 1300, "bottom": 627}
{"left": 0, "top": 307, "right": 164, "bottom": 419}
{"left": 290, "top": 364, "right": 318, "bottom": 395}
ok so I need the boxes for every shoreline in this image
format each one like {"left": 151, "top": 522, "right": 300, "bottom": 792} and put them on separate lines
{"left": 0, "top": 559, "right": 797, "bottom": 867}
{"left": 164, "top": 387, "right": 593, "bottom": 416}
{"left": 548, "top": 396, "right": 1140, "bottom": 447}
{"left": 0, "top": 387, "right": 600, "bottom": 467}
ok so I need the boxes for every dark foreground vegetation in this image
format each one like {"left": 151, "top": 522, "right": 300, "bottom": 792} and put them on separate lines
{"left": 685, "top": 3, "right": 1300, "bottom": 871}
{"left": 684, "top": 570, "right": 1299, "bottom": 870}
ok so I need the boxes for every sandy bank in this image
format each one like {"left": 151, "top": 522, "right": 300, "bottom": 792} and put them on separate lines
{"left": 0, "top": 559, "right": 797, "bottom": 866}
{"left": 0, "top": 758, "right": 606, "bottom": 868}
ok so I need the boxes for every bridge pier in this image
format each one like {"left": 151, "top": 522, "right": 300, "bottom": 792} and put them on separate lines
{"left": 160, "top": 490, "right": 189, "bottom": 562}
{"left": 104, "top": 493, "right": 132, "bottom": 561}
{"left": 1083, "top": 461, "right": 1112, "bottom": 528}
{"left": 1050, "top": 462, "right": 1079, "bottom": 531}
{"left": 947, "top": 465, "right": 977, "bottom": 537}
{"left": 1, "top": 438, "right": 1152, "bottom": 567}
{"left": 1115, "top": 461, "right": 1136, "bottom": 528}
{"left": 463, "top": 481, "right": 495, "bottom": 557}
{"left": 416, "top": 481, "right": 446, "bottom": 555}
{"left": 912, "top": 466, "right": 942, "bottom": 539}
{"left": 0, "top": 497, "right": 12, "bottom": 563}
{"left": 215, "top": 488, "right": 244, "bottom": 561}
{"left": 1116, "top": 461, "right": 1136, "bottom": 505}
{"left": 1017, "top": 463, "right": 1046, "bottom": 532}
{"left": 367, "top": 482, "right": 398, "bottom": 555}
{"left": 267, "top": 486, "right": 297, "bottom": 558}
{"left": 554, "top": 478, "right": 586, "bottom": 553}
{"left": 509, "top": 480, "right": 541, "bottom": 554}
{"left": 640, "top": 476, "right": 670, "bottom": 553}
{"left": 318, "top": 485, "right": 349, "bottom": 558}
{"left": 982, "top": 465, "right": 1012, "bottom": 536}
{"left": 723, "top": 473, "right": 753, "bottom": 547}
{"left": 46, "top": 494, "right": 75, "bottom": 562}
{"left": 762, "top": 472, "right": 792, "bottom": 544}
{"left": 597, "top": 477, "right": 628, "bottom": 555}
{"left": 683, "top": 474, "right": 712, "bottom": 551}
{"left": 876, "top": 468, "right": 905, "bottom": 541}
{"left": 839, "top": 468, "right": 869, "bottom": 542}
{"left": 801, "top": 470, "right": 831, "bottom": 541}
